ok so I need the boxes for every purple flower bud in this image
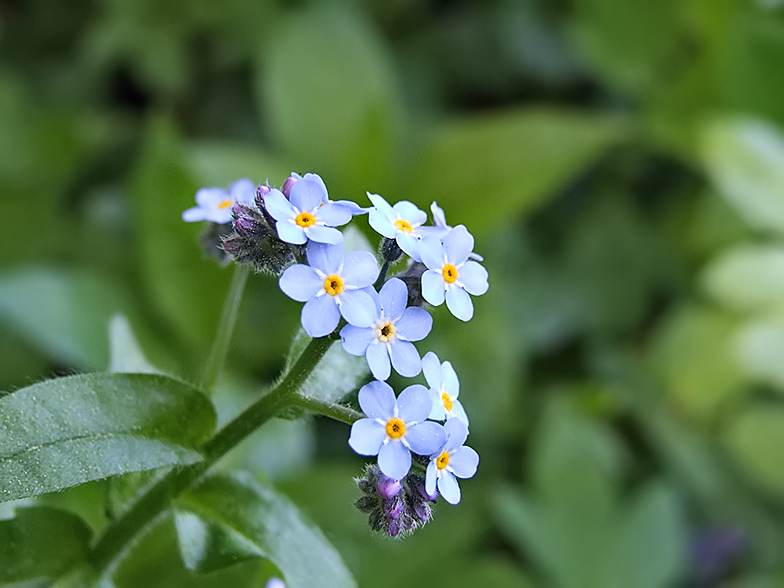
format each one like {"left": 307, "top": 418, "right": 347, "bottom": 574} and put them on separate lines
{"left": 255, "top": 185, "right": 270, "bottom": 209}
{"left": 383, "top": 496, "right": 404, "bottom": 520}
{"left": 412, "top": 500, "right": 432, "bottom": 524}
{"left": 387, "top": 520, "right": 402, "bottom": 537}
{"left": 282, "top": 176, "right": 297, "bottom": 199}
{"left": 376, "top": 476, "right": 402, "bottom": 499}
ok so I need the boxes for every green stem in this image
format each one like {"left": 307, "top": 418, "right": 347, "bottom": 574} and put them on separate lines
{"left": 293, "top": 395, "right": 364, "bottom": 425}
{"left": 374, "top": 259, "right": 392, "bottom": 290}
{"left": 90, "top": 336, "right": 334, "bottom": 573}
{"left": 200, "top": 264, "right": 250, "bottom": 394}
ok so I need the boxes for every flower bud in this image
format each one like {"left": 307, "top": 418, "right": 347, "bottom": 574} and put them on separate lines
{"left": 220, "top": 203, "right": 296, "bottom": 274}
{"left": 376, "top": 475, "right": 402, "bottom": 499}
{"left": 282, "top": 176, "right": 297, "bottom": 199}
{"left": 380, "top": 237, "right": 404, "bottom": 263}
{"left": 255, "top": 184, "right": 271, "bottom": 209}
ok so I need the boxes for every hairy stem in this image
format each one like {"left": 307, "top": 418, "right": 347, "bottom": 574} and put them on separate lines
{"left": 90, "top": 336, "right": 334, "bottom": 573}
{"left": 293, "top": 395, "right": 364, "bottom": 425}
{"left": 200, "top": 264, "right": 250, "bottom": 394}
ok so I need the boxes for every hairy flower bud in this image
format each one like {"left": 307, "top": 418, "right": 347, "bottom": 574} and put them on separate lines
{"left": 221, "top": 202, "right": 295, "bottom": 274}
{"left": 380, "top": 237, "right": 404, "bottom": 264}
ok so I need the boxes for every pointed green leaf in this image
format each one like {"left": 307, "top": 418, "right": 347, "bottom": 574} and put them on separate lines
{"left": 0, "top": 373, "right": 216, "bottom": 502}
{"left": 175, "top": 472, "right": 356, "bottom": 587}
{"left": 108, "top": 314, "right": 160, "bottom": 374}
{"left": 702, "top": 244, "right": 784, "bottom": 312}
{"left": 0, "top": 506, "right": 92, "bottom": 584}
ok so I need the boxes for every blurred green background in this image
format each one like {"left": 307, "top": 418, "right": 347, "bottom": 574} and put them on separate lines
{"left": 3, "top": 0, "right": 784, "bottom": 586}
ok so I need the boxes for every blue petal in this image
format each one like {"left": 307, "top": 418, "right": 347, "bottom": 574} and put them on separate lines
{"left": 458, "top": 261, "right": 489, "bottom": 296}
{"left": 393, "top": 201, "right": 427, "bottom": 225}
{"left": 395, "top": 307, "right": 432, "bottom": 342}
{"left": 302, "top": 172, "right": 328, "bottom": 201}
{"left": 379, "top": 278, "right": 408, "bottom": 321}
{"left": 342, "top": 252, "right": 378, "bottom": 288}
{"left": 182, "top": 207, "right": 208, "bottom": 222}
{"left": 306, "top": 242, "right": 343, "bottom": 275}
{"left": 449, "top": 446, "right": 479, "bottom": 479}
{"left": 368, "top": 210, "right": 398, "bottom": 238}
{"left": 264, "top": 190, "right": 296, "bottom": 221}
{"left": 405, "top": 421, "right": 446, "bottom": 456}
{"left": 340, "top": 324, "right": 375, "bottom": 356}
{"left": 421, "top": 270, "right": 446, "bottom": 306}
{"left": 358, "top": 380, "right": 396, "bottom": 420}
{"left": 389, "top": 341, "right": 422, "bottom": 378}
{"left": 230, "top": 178, "right": 256, "bottom": 205}
{"left": 305, "top": 225, "right": 343, "bottom": 245}
{"left": 333, "top": 199, "right": 369, "bottom": 215}
{"left": 366, "top": 342, "right": 391, "bottom": 381}
{"left": 338, "top": 289, "right": 376, "bottom": 327}
{"left": 443, "top": 225, "right": 474, "bottom": 265}
{"left": 446, "top": 286, "right": 474, "bottom": 321}
{"left": 428, "top": 388, "right": 447, "bottom": 421}
{"left": 290, "top": 176, "right": 324, "bottom": 211}
{"left": 437, "top": 471, "right": 461, "bottom": 504}
{"left": 367, "top": 192, "right": 395, "bottom": 217}
{"left": 430, "top": 201, "right": 448, "bottom": 228}
{"left": 418, "top": 236, "right": 446, "bottom": 271}
{"left": 276, "top": 221, "right": 307, "bottom": 245}
{"left": 301, "top": 295, "right": 340, "bottom": 337}
{"left": 421, "top": 351, "right": 443, "bottom": 390}
{"left": 396, "top": 232, "right": 422, "bottom": 262}
{"left": 279, "top": 265, "right": 322, "bottom": 302}
{"left": 442, "top": 360, "right": 460, "bottom": 398}
{"left": 348, "top": 419, "right": 387, "bottom": 456}
{"left": 444, "top": 418, "right": 469, "bottom": 451}
{"left": 450, "top": 399, "right": 469, "bottom": 426}
{"left": 378, "top": 440, "right": 411, "bottom": 480}
{"left": 397, "top": 384, "right": 432, "bottom": 424}
{"left": 425, "top": 461, "right": 439, "bottom": 497}
{"left": 315, "top": 203, "right": 351, "bottom": 227}
{"left": 196, "top": 188, "right": 226, "bottom": 208}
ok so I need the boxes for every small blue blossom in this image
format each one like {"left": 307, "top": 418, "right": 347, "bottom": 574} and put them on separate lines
{"left": 429, "top": 201, "right": 483, "bottom": 261}
{"left": 340, "top": 278, "right": 432, "bottom": 381}
{"left": 264, "top": 174, "right": 351, "bottom": 245}
{"left": 349, "top": 381, "right": 446, "bottom": 480}
{"left": 182, "top": 178, "right": 256, "bottom": 224}
{"left": 367, "top": 193, "right": 428, "bottom": 261}
{"left": 418, "top": 225, "right": 489, "bottom": 321}
{"left": 289, "top": 172, "right": 369, "bottom": 215}
{"left": 279, "top": 242, "right": 378, "bottom": 338}
{"left": 425, "top": 418, "right": 478, "bottom": 505}
{"left": 422, "top": 351, "right": 468, "bottom": 425}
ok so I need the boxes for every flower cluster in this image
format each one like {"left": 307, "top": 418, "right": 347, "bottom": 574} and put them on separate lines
{"left": 183, "top": 173, "right": 486, "bottom": 536}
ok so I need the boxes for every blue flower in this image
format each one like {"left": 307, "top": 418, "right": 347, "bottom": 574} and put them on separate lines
{"left": 182, "top": 178, "right": 256, "bottom": 224}
{"left": 289, "top": 172, "right": 369, "bottom": 215}
{"left": 367, "top": 193, "right": 429, "bottom": 261}
{"left": 279, "top": 242, "right": 378, "bottom": 337}
{"left": 340, "top": 278, "right": 432, "bottom": 381}
{"left": 422, "top": 352, "right": 468, "bottom": 425}
{"left": 349, "top": 381, "right": 446, "bottom": 480}
{"left": 425, "top": 418, "right": 478, "bottom": 505}
{"left": 429, "top": 201, "right": 483, "bottom": 261}
{"left": 264, "top": 174, "right": 351, "bottom": 245}
{"left": 418, "top": 225, "right": 489, "bottom": 321}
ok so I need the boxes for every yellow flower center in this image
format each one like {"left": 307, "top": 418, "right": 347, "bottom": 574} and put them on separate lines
{"left": 376, "top": 321, "right": 396, "bottom": 343}
{"left": 217, "top": 199, "right": 233, "bottom": 209}
{"left": 386, "top": 418, "right": 406, "bottom": 439}
{"left": 295, "top": 212, "right": 316, "bottom": 227}
{"left": 395, "top": 219, "right": 413, "bottom": 233}
{"left": 442, "top": 264, "right": 458, "bottom": 284}
{"left": 437, "top": 451, "right": 450, "bottom": 470}
{"left": 441, "top": 392, "right": 453, "bottom": 412}
{"left": 324, "top": 275, "right": 344, "bottom": 296}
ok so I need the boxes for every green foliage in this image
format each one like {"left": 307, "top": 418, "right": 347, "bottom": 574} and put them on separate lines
{"left": 0, "top": 373, "right": 215, "bottom": 501}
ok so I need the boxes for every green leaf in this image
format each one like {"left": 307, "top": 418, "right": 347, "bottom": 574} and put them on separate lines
{"left": 701, "top": 117, "right": 784, "bottom": 234}
{"left": 175, "top": 472, "right": 356, "bottom": 587}
{"left": 0, "top": 506, "right": 92, "bottom": 584}
{"left": 402, "top": 108, "right": 625, "bottom": 235}
{"left": 185, "top": 141, "right": 291, "bottom": 189}
{"left": 702, "top": 243, "right": 784, "bottom": 312}
{"left": 0, "top": 373, "right": 216, "bottom": 502}
{"left": 735, "top": 314, "right": 784, "bottom": 390}
{"left": 108, "top": 314, "right": 160, "bottom": 374}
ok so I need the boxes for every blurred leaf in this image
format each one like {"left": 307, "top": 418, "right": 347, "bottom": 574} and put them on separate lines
{"left": 0, "top": 506, "right": 92, "bottom": 585}
{"left": 185, "top": 141, "right": 291, "bottom": 189}
{"left": 108, "top": 313, "right": 160, "bottom": 374}
{"left": 0, "top": 267, "right": 135, "bottom": 370}
{"left": 0, "top": 373, "right": 216, "bottom": 502}
{"left": 724, "top": 403, "right": 784, "bottom": 496}
{"left": 259, "top": 6, "right": 399, "bottom": 190}
{"left": 403, "top": 109, "right": 626, "bottom": 235}
{"left": 702, "top": 243, "right": 784, "bottom": 312}
{"left": 735, "top": 314, "right": 784, "bottom": 389}
{"left": 701, "top": 117, "right": 784, "bottom": 234}
{"left": 649, "top": 305, "right": 744, "bottom": 418}
{"left": 175, "top": 472, "right": 356, "bottom": 587}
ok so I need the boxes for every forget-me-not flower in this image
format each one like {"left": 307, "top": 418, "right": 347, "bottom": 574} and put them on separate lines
{"left": 349, "top": 381, "right": 446, "bottom": 480}
{"left": 264, "top": 174, "right": 351, "bottom": 245}
{"left": 422, "top": 351, "right": 468, "bottom": 425}
{"left": 419, "top": 225, "right": 489, "bottom": 321}
{"left": 289, "top": 172, "right": 368, "bottom": 216}
{"left": 425, "top": 418, "right": 478, "bottom": 505}
{"left": 367, "top": 193, "right": 428, "bottom": 261}
{"left": 279, "top": 242, "right": 378, "bottom": 337}
{"left": 340, "top": 278, "right": 432, "bottom": 381}
{"left": 182, "top": 178, "right": 256, "bottom": 224}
